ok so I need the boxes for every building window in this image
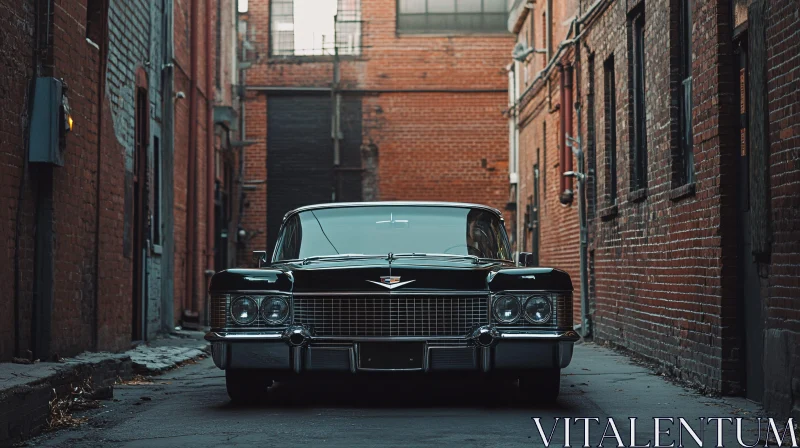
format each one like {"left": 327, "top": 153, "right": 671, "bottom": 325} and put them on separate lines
{"left": 397, "top": 0, "right": 508, "bottom": 34}
{"left": 629, "top": 10, "right": 647, "bottom": 191}
{"left": 677, "top": 0, "right": 694, "bottom": 185}
{"left": 271, "top": 0, "right": 361, "bottom": 56}
{"left": 86, "top": 0, "right": 103, "bottom": 43}
{"left": 604, "top": 55, "right": 617, "bottom": 205}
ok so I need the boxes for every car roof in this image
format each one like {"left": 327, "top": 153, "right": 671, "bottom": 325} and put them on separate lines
{"left": 283, "top": 201, "right": 504, "bottom": 221}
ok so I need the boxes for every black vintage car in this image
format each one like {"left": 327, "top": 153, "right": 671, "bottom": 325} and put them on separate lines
{"left": 206, "top": 202, "right": 579, "bottom": 403}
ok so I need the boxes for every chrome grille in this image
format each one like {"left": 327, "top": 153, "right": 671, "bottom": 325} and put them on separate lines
{"left": 294, "top": 295, "right": 489, "bottom": 337}
{"left": 210, "top": 295, "right": 229, "bottom": 329}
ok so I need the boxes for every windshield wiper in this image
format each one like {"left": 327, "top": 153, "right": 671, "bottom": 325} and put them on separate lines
{"left": 300, "top": 254, "right": 387, "bottom": 265}
{"left": 389, "top": 253, "right": 481, "bottom": 264}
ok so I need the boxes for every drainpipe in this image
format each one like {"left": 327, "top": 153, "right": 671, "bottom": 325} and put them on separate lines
{"left": 185, "top": 0, "right": 199, "bottom": 316}
{"left": 561, "top": 65, "right": 574, "bottom": 205}
{"left": 205, "top": 0, "right": 216, "bottom": 324}
{"left": 161, "top": 0, "right": 175, "bottom": 332}
{"left": 558, "top": 64, "right": 567, "bottom": 200}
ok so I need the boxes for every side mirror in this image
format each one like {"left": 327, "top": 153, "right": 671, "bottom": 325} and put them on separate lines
{"left": 253, "top": 250, "right": 268, "bottom": 268}
{"left": 517, "top": 252, "right": 533, "bottom": 267}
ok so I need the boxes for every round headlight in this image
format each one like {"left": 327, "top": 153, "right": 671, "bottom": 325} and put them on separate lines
{"left": 493, "top": 295, "right": 521, "bottom": 323}
{"left": 261, "top": 297, "right": 289, "bottom": 325}
{"left": 230, "top": 296, "right": 258, "bottom": 325}
{"left": 524, "top": 295, "right": 553, "bottom": 324}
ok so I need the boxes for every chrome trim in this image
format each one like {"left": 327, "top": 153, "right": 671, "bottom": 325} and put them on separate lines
{"left": 292, "top": 346, "right": 302, "bottom": 373}
{"left": 212, "top": 290, "right": 292, "bottom": 295}
{"left": 292, "top": 290, "right": 489, "bottom": 296}
{"left": 205, "top": 331, "right": 284, "bottom": 341}
{"left": 283, "top": 201, "right": 505, "bottom": 221}
{"left": 205, "top": 329, "right": 580, "bottom": 342}
{"left": 499, "top": 330, "right": 580, "bottom": 341}
{"left": 480, "top": 346, "right": 491, "bottom": 372}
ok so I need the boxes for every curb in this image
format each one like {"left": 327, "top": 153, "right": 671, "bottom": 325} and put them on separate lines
{"left": 0, "top": 339, "right": 209, "bottom": 447}
{"left": 0, "top": 354, "right": 132, "bottom": 447}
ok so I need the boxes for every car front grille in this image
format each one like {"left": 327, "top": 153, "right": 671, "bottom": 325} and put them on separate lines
{"left": 293, "top": 295, "right": 489, "bottom": 337}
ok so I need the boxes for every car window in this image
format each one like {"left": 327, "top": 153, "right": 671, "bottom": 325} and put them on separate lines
{"left": 272, "top": 206, "right": 510, "bottom": 261}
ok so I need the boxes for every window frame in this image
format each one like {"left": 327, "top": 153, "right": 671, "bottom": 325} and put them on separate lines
{"left": 676, "top": 0, "right": 694, "bottom": 186}
{"left": 628, "top": 8, "right": 648, "bottom": 193}
{"left": 269, "top": 0, "right": 362, "bottom": 58}
{"left": 604, "top": 55, "right": 618, "bottom": 206}
{"left": 395, "top": 0, "right": 509, "bottom": 35}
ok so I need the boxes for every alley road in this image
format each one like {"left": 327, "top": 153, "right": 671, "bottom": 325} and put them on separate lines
{"left": 28, "top": 344, "right": 764, "bottom": 448}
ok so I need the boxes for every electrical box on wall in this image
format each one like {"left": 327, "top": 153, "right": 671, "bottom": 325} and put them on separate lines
{"left": 28, "top": 77, "right": 72, "bottom": 166}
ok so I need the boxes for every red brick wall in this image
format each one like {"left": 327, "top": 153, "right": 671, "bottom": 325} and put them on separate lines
{"left": 514, "top": 1, "right": 582, "bottom": 326}
{"left": 238, "top": 0, "right": 514, "bottom": 263}
{"left": 172, "top": 0, "right": 216, "bottom": 323}
{"left": 0, "top": 0, "right": 36, "bottom": 360}
{"left": 574, "top": 0, "right": 744, "bottom": 393}
{"left": 0, "top": 0, "right": 138, "bottom": 359}
{"left": 762, "top": 0, "right": 800, "bottom": 420}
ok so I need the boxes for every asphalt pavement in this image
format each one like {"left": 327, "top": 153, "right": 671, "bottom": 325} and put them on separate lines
{"left": 24, "top": 343, "right": 770, "bottom": 448}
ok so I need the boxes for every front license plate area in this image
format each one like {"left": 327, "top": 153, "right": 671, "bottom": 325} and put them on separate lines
{"left": 358, "top": 342, "right": 424, "bottom": 370}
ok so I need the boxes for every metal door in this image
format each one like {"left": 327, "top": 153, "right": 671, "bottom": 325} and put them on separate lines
{"left": 736, "top": 42, "right": 764, "bottom": 401}
{"left": 132, "top": 89, "right": 148, "bottom": 341}
{"left": 266, "top": 95, "right": 363, "bottom": 255}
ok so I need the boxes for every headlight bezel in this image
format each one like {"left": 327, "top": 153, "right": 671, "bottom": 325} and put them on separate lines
{"left": 523, "top": 294, "right": 553, "bottom": 324}
{"left": 492, "top": 294, "right": 522, "bottom": 324}
{"left": 492, "top": 291, "right": 564, "bottom": 326}
{"left": 224, "top": 294, "right": 293, "bottom": 327}
{"left": 229, "top": 295, "right": 259, "bottom": 326}
{"left": 260, "top": 296, "right": 290, "bottom": 325}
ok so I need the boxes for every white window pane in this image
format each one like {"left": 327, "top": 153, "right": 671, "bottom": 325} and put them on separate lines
{"left": 399, "top": 0, "right": 426, "bottom": 13}
{"left": 483, "top": 0, "right": 506, "bottom": 13}
{"left": 456, "top": 0, "right": 481, "bottom": 12}
{"left": 427, "top": 0, "right": 456, "bottom": 13}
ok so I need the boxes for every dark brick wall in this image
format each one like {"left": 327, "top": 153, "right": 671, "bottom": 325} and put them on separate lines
{"left": 761, "top": 0, "right": 800, "bottom": 421}
{"left": 0, "top": 0, "right": 221, "bottom": 358}
{"left": 513, "top": 0, "right": 800, "bottom": 414}
{"left": 0, "top": 0, "right": 36, "bottom": 360}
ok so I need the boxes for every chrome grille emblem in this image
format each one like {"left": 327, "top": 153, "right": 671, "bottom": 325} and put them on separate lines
{"left": 366, "top": 276, "right": 415, "bottom": 289}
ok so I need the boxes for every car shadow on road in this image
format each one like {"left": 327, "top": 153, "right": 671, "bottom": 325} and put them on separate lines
{"left": 211, "top": 376, "right": 582, "bottom": 412}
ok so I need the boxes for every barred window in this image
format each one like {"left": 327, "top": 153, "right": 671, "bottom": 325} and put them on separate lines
{"left": 271, "top": 0, "right": 361, "bottom": 57}
{"left": 397, "top": 0, "right": 508, "bottom": 34}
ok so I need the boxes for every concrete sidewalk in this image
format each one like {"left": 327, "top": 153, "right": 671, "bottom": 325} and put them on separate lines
{"left": 0, "top": 330, "right": 209, "bottom": 446}
{"left": 561, "top": 342, "right": 784, "bottom": 447}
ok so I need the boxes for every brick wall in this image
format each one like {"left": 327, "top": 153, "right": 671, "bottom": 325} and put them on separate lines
{"left": 513, "top": 0, "right": 582, "bottom": 326}
{"left": 172, "top": 0, "right": 217, "bottom": 324}
{"left": 762, "top": 0, "right": 800, "bottom": 420}
{"left": 238, "top": 0, "right": 514, "bottom": 261}
{"left": 0, "top": 0, "right": 36, "bottom": 360}
{"left": 512, "top": 0, "right": 800, "bottom": 411}
{"left": 0, "top": 0, "right": 223, "bottom": 358}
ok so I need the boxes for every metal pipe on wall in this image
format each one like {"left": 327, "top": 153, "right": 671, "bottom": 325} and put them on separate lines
{"left": 205, "top": 0, "right": 216, "bottom": 325}
{"left": 558, "top": 65, "right": 567, "bottom": 199}
{"left": 563, "top": 65, "right": 574, "bottom": 203}
{"left": 185, "top": 0, "right": 199, "bottom": 316}
{"left": 161, "top": 0, "right": 175, "bottom": 332}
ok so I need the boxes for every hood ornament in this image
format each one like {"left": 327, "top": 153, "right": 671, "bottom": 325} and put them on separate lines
{"left": 366, "top": 276, "right": 415, "bottom": 290}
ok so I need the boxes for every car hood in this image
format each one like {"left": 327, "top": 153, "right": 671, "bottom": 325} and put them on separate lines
{"left": 209, "top": 259, "right": 573, "bottom": 294}
{"left": 284, "top": 258, "right": 502, "bottom": 293}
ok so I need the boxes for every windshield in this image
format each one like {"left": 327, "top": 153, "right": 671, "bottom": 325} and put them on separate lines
{"left": 272, "top": 206, "right": 511, "bottom": 262}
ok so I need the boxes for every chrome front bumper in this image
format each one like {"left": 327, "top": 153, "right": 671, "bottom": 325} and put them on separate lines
{"left": 206, "top": 326, "right": 579, "bottom": 372}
